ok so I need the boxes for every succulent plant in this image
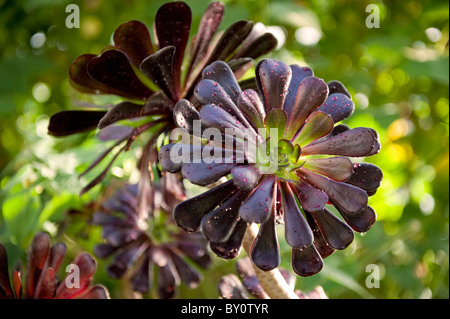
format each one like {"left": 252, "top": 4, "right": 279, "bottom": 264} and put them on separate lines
{"left": 160, "top": 58, "right": 383, "bottom": 276}
{"left": 0, "top": 232, "right": 108, "bottom": 299}
{"left": 92, "top": 183, "right": 211, "bottom": 298}
{"left": 47, "top": 1, "right": 277, "bottom": 200}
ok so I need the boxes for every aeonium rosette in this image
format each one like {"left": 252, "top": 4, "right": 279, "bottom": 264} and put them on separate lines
{"left": 47, "top": 1, "right": 277, "bottom": 201}
{"left": 159, "top": 59, "right": 383, "bottom": 276}
{"left": 0, "top": 232, "right": 109, "bottom": 299}
{"left": 92, "top": 183, "right": 212, "bottom": 299}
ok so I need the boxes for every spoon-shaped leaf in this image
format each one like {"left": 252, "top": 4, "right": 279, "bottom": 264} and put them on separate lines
{"left": 292, "top": 111, "right": 333, "bottom": 146}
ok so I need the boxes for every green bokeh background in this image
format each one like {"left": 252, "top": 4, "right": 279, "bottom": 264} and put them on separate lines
{"left": 0, "top": 0, "right": 448, "bottom": 299}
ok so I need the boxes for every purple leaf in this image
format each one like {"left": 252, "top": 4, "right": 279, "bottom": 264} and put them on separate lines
{"left": 47, "top": 243, "right": 66, "bottom": 274}
{"left": 302, "top": 157, "right": 354, "bottom": 182}
{"left": 242, "top": 276, "right": 270, "bottom": 299}
{"left": 317, "top": 93, "right": 355, "bottom": 123}
{"left": 92, "top": 212, "right": 130, "bottom": 228}
{"left": 173, "top": 180, "right": 237, "bottom": 232}
{"left": 309, "top": 208, "right": 354, "bottom": 250}
{"left": 304, "top": 212, "right": 335, "bottom": 258}
{"left": 159, "top": 143, "right": 183, "bottom": 173}
{"left": 188, "top": 1, "right": 225, "bottom": 72}
{"left": 143, "top": 90, "right": 175, "bottom": 115}
{"left": 292, "top": 179, "right": 329, "bottom": 212}
{"left": 205, "top": 20, "right": 254, "bottom": 64}
{"left": 98, "top": 101, "right": 145, "bottom": 129}
{"left": 199, "top": 104, "right": 249, "bottom": 140}
{"left": 48, "top": 110, "right": 107, "bottom": 137}
{"left": 12, "top": 265, "right": 22, "bottom": 299}
{"left": 283, "top": 65, "right": 314, "bottom": 117}
{"left": 87, "top": 50, "right": 152, "bottom": 100}
{"left": 106, "top": 263, "right": 127, "bottom": 279}
{"left": 114, "top": 246, "right": 144, "bottom": 275}
{"left": 195, "top": 80, "right": 253, "bottom": 131}
{"left": 292, "top": 111, "right": 334, "bottom": 147}
{"left": 227, "top": 57, "right": 253, "bottom": 80}
{"left": 103, "top": 228, "right": 141, "bottom": 247}
{"left": 25, "top": 232, "right": 50, "bottom": 298}
{"left": 173, "top": 99, "right": 201, "bottom": 134}
{"left": 156, "top": 256, "right": 179, "bottom": 299}
{"left": 77, "top": 285, "right": 109, "bottom": 299}
{"left": 235, "top": 32, "right": 277, "bottom": 60}
{"left": 218, "top": 274, "right": 250, "bottom": 299}
{"left": 285, "top": 76, "right": 329, "bottom": 139}
{"left": 55, "top": 253, "right": 97, "bottom": 299}
{"left": 182, "top": 162, "right": 234, "bottom": 186}
{"left": 68, "top": 54, "right": 111, "bottom": 94}
{"left": 140, "top": 46, "right": 178, "bottom": 102}
{"left": 34, "top": 268, "right": 56, "bottom": 299}
{"left": 97, "top": 125, "right": 134, "bottom": 141}
{"left": 231, "top": 165, "right": 261, "bottom": 190}
{"left": 113, "top": 20, "right": 154, "bottom": 67}
{"left": 93, "top": 243, "right": 118, "bottom": 259}
{"left": 346, "top": 163, "right": 383, "bottom": 193}
{"left": 130, "top": 255, "right": 151, "bottom": 293}
{"left": 237, "top": 89, "right": 265, "bottom": 128}
{"left": 201, "top": 189, "right": 250, "bottom": 243}
{"left": 167, "top": 250, "right": 201, "bottom": 289}
{"left": 336, "top": 205, "right": 377, "bottom": 233}
{"left": 327, "top": 80, "right": 351, "bottom": 98}
{"left": 239, "top": 175, "right": 276, "bottom": 224}
{"left": 155, "top": 1, "right": 192, "bottom": 96}
{"left": 209, "top": 220, "right": 247, "bottom": 260}
{"left": 256, "top": 59, "right": 292, "bottom": 112}
{"left": 0, "top": 243, "right": 14, "bottom": 298}
{"left": 202, "top": 61, "right": 242, "bottom": 103}
{"left": 292, "top": 245, "right": 323, "bottom": 277}
{"left": 175, "top": 236, "right": 211, "bottom": 269}
{"left": 250, "top": 210, "right": 280, "bottom": 271}
{"left": 329, "top": 123, "right": 351, "bottom": 136}
{"left": 235, "top": 257, "right": 255, "bottom": 278}
{"left": 299, "top": 168, "right": 368, "bottom": 214}
{"left": 302, "top": 127, "right": 381, "bottom": 157}
{"left": 280, "top": 182, "right": 314, "bottom": 249}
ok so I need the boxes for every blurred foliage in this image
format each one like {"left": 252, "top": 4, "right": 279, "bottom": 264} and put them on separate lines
{"left": 0, "top": 0, "right": 448, "bottom": 299}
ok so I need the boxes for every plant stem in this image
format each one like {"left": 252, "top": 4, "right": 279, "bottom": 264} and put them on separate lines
{"left": 243, "top": 223, "right": 299, "bottom": 299}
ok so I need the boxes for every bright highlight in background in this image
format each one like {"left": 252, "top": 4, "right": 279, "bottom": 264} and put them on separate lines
{"left": 295, "top": 26, "right": 322, "bottom": 46}
{"left": 32, "top": 82, "right": 51, "bottom": 103}
{"left": 30, "top": 32, "right": 46, "bottom": 48}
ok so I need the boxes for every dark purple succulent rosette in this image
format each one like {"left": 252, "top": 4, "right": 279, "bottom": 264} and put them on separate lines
{"left": 161, "top": 59, "right": 382, "bottom": 277}
{"left": 92, "top": 183, "right": 212, "bottom": 298}
{"left": 0, "top": 232, "right": 108, "bottom": 299}
{"left": 47, "top": 1, "right": 277, "bottom": 196}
